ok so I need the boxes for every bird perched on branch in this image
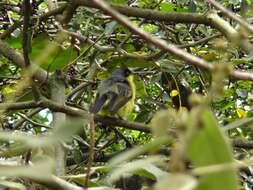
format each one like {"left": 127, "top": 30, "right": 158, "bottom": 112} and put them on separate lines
{"left": 89, "top": 67, "right": 135, "bottom": 117}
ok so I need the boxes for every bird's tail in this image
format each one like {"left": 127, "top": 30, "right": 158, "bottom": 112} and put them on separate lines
{"left": 89, "top": 94, "right": 107, "bottom": 113}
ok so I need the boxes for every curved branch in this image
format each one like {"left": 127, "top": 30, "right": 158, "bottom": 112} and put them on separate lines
{"left": 208, "top": 0, "right": 253, "bottom": 33}
{"left": 0, "top": 40, "right": 47, "bottom": 82}
{"left": 90, "top": 0, "right": 253, "bottom": 82}
{"left": 76, "top": 0, "right": 211, "bottom": 25}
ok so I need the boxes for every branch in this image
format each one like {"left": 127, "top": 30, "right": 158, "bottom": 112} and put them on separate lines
{"left": 0, "top": 40, "right": 47, "bottom": 82}
{"left": 0, "top": 5, "right": 66, "bottom": 39}
{"left": 76, "top": 0, "right": 211, "bottom": 25}
{"left": 94, "top": 115, "right": 150, "bottom": 133}
{"left": 50, "top": 71, "right": 67, "bottom": 176}
{"left": 17, "top": 112, "right": 51, "bottom": 129}
{"left": 22, "top": 0, "right": 32, "bottom": 67}
{"left": 207, "top": 11, "right": 253, "bottom": 53}
{"left": 13, "top": 108, "right": 43, "bottom": 129}
{"left": 208, "top": 0, "right": 253, "bottom": 33}
{"left": 0, "top": 99, "right": 149, "bottom": 132}
{"left": 232, "top": 139, "right": 253, "bottom": 149}
{"left": 2, "top": 100, "right": 253, "bottom": 150}
{"left": 90, "top": 0, "right": 253, "bottom": 82}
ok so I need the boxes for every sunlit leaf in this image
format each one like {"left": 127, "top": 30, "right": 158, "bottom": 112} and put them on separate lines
{"left": 236, "top": 108, "right": 247, "bottom": 119}
{"left": 154, "top": 174, "right": 197, "bottom": 190}
{"left": 187, "top": 109, "right": 239, "bottom": 190}
{"left": 150, "top": 110, "right": 176, "bottom": 138}
{"left": 160, "top": 2, "right": 176, "bottom": 12}
{"left": 108, "top": 137, "right": 170, "bottom": 167}
{"left": 0, "top": 180, "right": 27, "bottom": 190}
{"left": 133, "top": 164, "right": 168, "bottom": 180}
{"left": 108, "top": 156, "right": 166, "bottom": 183}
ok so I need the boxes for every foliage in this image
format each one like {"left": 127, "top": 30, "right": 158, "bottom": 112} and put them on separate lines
{"left": 0, "top": 0, "right": 253, "bottom": 190}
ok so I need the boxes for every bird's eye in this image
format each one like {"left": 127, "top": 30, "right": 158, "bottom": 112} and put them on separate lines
{"left": 125, "top": 69, "right": 130, "bottom": 75}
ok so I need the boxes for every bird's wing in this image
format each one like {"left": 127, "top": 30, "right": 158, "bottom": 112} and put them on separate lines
{"left": 116, "top": 81, "right": 132, "bottom": 98}
{"left": 90, "top": 76, "right": 132, "bottom": 114}
{"left": 110, "top": 95, "right": 132, "bottom": 115}
{"left": 89, "top": 93, "right": 108, "bottom": 113}
{"left": 109, "top": 81, "right": 132, "bottom": 115}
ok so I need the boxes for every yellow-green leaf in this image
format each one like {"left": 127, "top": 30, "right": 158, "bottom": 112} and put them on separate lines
{"left": 187, "top": 109, "right": 239, "bottom": 190}
{"left": 236, "top": 108, "right": 247, "bottom": 119}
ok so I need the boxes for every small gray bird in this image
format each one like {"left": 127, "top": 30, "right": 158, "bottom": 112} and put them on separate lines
{"left": 89, "top": 68, "right": 133, "bottom": 115}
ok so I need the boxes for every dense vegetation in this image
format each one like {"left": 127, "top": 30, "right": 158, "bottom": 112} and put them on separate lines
{"left": 0, "top": 0, "right": 253, "bottom": 189}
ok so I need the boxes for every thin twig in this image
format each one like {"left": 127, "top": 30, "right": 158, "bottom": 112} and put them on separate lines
{"left": 17, "top": 112, "right": 51, "bottom": 129}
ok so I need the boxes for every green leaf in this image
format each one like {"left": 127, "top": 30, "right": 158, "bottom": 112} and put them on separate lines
{"left": 133, "top": 164, "right": 168, "bottom": 180}
{"left": 108, "top": 156, "right": 166, "bottom": 183}
{"left": 30, "top": 34, "right": 78, "bottom": 71}
{"left": 108, "top": 0, "right": 127, "bottom": 4}
{"left": 0, "top": 159, "right": 54, "bottom": 181}
{"left": 154, "top": 174, "right": 197, "bottom": 190}
{"left": 108, "top": 137, "right": 170, "bottom": 167}
{"left": 0, "top": 119, "right": 86, "bottom": 148}
{"left": 64, "top": 174, "right": 99, "bottom": 187}
{"left": 109, "top": 57, "right": 156, "bottom": 68}
{"left": 0, "top": 142, "right": 28, "bottom": 158}
{"left": 0, "top": 180, "right": 27, "bottom": 190}
{"left": 134, "top": 77, "right": 147, "bottom": 98}
{"left": 160, "top": 2, "right": 176, "bottom": 12}
{"left": 187, "top": 110, "right": 239, "bottom": 190}
{"left": 223, "top": 117, "right": 253, "bottom": 131}
{"left": 5, "top": 36, "right": 22, "bottom": 49}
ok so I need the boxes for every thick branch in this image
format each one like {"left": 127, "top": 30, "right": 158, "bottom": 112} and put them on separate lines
{"left": 207, "top": 11, "right": 253, "bottom": 53}
{"left": 76, "top": 0, "right": 211, "bottom": 25}
{"left": 90, "top": 0, "right": 253, "bottom": 82}
{"left": 0, "top": 40, "right": 47, "bottom": 82}
{"left": 50, "top": 71, "right": 67, "bottom": 176}
{"left": 2, "top": 100, "right": 253, "bottom": 150}
{"left": 208, "top": 0, "right": 253, "bottom": 33}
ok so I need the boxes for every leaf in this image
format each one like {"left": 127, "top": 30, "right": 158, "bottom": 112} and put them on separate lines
{"left": 0, "top": 159, "right": 54, "bottom": 181}
{"left": 133, "top": 164, "right": 168, "bottom": 180}
{"left": 0, "top": 180, "right": 27, "bottom": 190}
{"left": 105, "top": 21, "right": 117, "bottom": 36}
{"left": 187, "top": 109, "right": 239, "bottom": 190}
{"left": 160, "top": 2, "right": 176, "bottom": 12}
{"left": 141, "top": 24, "right": 159, "bottom": 33}
{"left": 5, "top": 36, "right": 22, "bottom": 49}
{"left": 154, "top": 174, "right": 197, "bottom": 190}
{"left": 224, "top": 117, "right": 253, "bottom": 131}
{"left": 0, "top": 119, "right": 86, "bottom": 148}
{"left": 107, "top": 156, "right": 166, "bottom": 183}
{"left": 29, "top": 34, "right": 78, "bottom": 71}
{"left": 64, "top": 174, "right": 99, "bottom": 187}
{"left": 87, "top": 187, "right": 118, "bottom": 190}
{"left": 3, "top": 33, "right": 78, "bottom": 72}
{"left": 236, "top": 108, "right": 247, "bottom": 119}
{"left": 108, "top": 137, "right": 170, "bottom": 168}
{"left": 0, "top": 142, "right": 29, "bottom": 158}
{"left": 109, "top": 57, "right": 156, "bottom": 68}
{"left": 150, "top": 109, "right": 176, "bottom": 138}
{"left": 134, "top": 77, "right": 147, "bottom": 98}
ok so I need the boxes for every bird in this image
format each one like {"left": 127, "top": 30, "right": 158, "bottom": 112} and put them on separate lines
{"left": 89, "top": 67, "right": 135, "bottom": 117}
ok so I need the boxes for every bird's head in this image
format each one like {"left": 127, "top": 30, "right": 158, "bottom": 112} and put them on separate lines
{"left": 112, "top": 67, "right": 132, "bottom": 77}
